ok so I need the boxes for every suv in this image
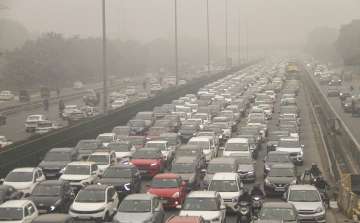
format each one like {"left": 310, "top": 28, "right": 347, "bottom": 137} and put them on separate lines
{"left": 208, "top": 173, "right": 243, "bottom": 212}
{"left": 131, "top": 148, "right": 165, "bottom": 177}
{"left": 285, "top": 184, "right": 326, "bottom": 223}
{"left": 75, "top": 139, "right": 102, "bottom": 160}
{"left": 264, "top": 163, "right": 297, "bottom": 195}
{"left": 38, "top": 147, "right": 77, "bottom": 179}
{"left": 170, "top": 156, "right": 202, "bottom": 191}
{"left": 179, "top": 191, "right": 226, "bottom": 223}
{"left": 276, "top": 139, "right": 304, "bottom": 165}
{"left": 87, "top": 151, "right": 117, "bottom": 173}
{"left": 25, "top": 114, "right": 48, "bottom": 132}
{"left": 0, "top": 200, "right": 38, "bottom": 222}
{"left": 223, "top": 138, "right": 251, "bottom": 158}
{"left": 166, "top": 216, "right": 205, "bottom": 223}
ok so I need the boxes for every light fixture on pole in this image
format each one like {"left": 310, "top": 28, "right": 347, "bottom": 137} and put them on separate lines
{"left": 174, "top": 0, "right": 179, "bottom": 85}
{"left": 206, "top": 0, "right": 210, "bottom": 75}
{"left": 102, "top": 0, "right": 108, "bottom": 112}
{"left": 225, "top": 0, "right": 228, "bottom": 67}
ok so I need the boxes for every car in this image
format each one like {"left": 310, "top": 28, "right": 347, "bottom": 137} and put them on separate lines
{"left": 174, "top": 145, "right": 206, "bottom": 169}
{"left": 59, "top": 162, "right": 100, "bottom": 193}
{"left": 25, "top": 115, "right": 48, "bottom": 132}
{"left": 31, "top": 214, "right": 73, "bottom": 223}
{"left": 73, "top": 81, "right": 84, "bottom": 89}
{"left": 75, "top": 139, "right": 102, "bottom": 160}
{"left": 208, "top": 173, "right": 243, "bottom": 212}
{"left": 166, "top": 215, "right": 205, "bottom": 223}
{"left": 96, "top": 133, "right": 116, "bottom": 147}
{"left": 97, "top": 164, "right": 141, "bottom": 195}
{"left": 29, "top": 180, "right": 74, "bottom": 214}
{"left": 2, "top": 167, "right": 45, "bottom": 196}
{"left": 34, "top": 120, "right": 61, "bottom": 134}
{"left": 0, "top": 90, "right": 14, "bottom": 101}
{"left": 130, "top": 148, "right": 165, "bottom": 177}
{"left": 342, "top": 97, "right": 352, "bottom": 112}
{"left": 128, "top": 119, "right": 147, "bottom": 136}
{"left": 154, "top": 119, "right": 175, "bottom": 132}
{"left": 275, "top": 139, "right": 304, "bottom": 165}
{"left": 179, "top": 124, "right": 200, "bottom": 143}
{"left": 146, "top": 140, "right": 175, "bottom": 167}
{"left": 0, "top": 200, "right": 38, "bottom": 222}
{"left": 113, "top": 193, "right": 165, "bottom": 223}
{"left": 158, "top": 132, "right": 181, "bottom": 151}
{"left": 147, "top": 173, "right": 187, "bottom": 208}
{"left": 188, "top": 137, "right": 216, "bottom": 162}
{"left": 236, "top": 156, "right": 256, "bottom": 183}
{"left": 0, "top": 185, "right": 22, "bottom": 205}
{"left": 87, "top": 151, "right": 117, "bottom": 173}
{"left": 135, "top": 111, "right": 155, "bottom": 128}
{"left": 179, "top": 191, "right": 226, "bottom": 223}
{"left": 125, "top": 136, "right": 146, "bottom": 149}
{"left": 69, "top": 185, "right": 119, "bottom": 221}
{"left": 223, "top": 138, "right": 251, "bottom": 158}
{"left": 0, "top": 136, "right": 12, "bottom": 149}
{"left": 170, "top": 156, "right": 203, "bottom": 191}
{"left": 203, "top": 157, "right": 238, "bottom": 185}
{"left": 256, "top": 202, "right": 299, "bottom": 223}
{"left": 147, "top": 127, "right": 169, "bottom": 141}
{"left": 284, "top": 184, "right": 326, "bottom": 223}
{"left": 67, "top": 110, "right": 88, "bottom": 123}
{"left": 111, "top": 99, "right": 127, "bottom": 109}
{"left": 264, "top": 163, "right": 297, "bottom": 195}
{"left": 38, "top": 147, "right": 78, "bottom": 179}
{"left": 112, "top": 126, "right": 130, "bottom": 140}
{"left": 264, "top": 151, "right": 293, "bottom": 173}
{"left": 62, "top": 105, "right": 80, "bottom": 120}
{"left": 107, "top": 141, "right": 134, "bottom": 162}
{"left": 327, "top": 87, "right": 339, "bottom": 97}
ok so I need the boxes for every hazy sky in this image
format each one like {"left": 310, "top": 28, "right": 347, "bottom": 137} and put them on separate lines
{"left": 2, "top": 0, "right": 360, "bottom": 48}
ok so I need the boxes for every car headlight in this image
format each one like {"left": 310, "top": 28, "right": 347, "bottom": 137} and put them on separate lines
{"left": 265, "top": 178, "right": 272, "bottom": 185}
{"left": 124, "top": 183, "right": 131, "bottom": 191}
{"left": 315, "top": 206, "right": 324, "bottom": 213}
{"left": 150, "top": 163, "right": 158, "bottom": 166}
{"left": 172, "top": 192, "right": 180, "bottom": 198}
{"left": 50, "top": 205, "right": 56, "bottom": 211}
{"left": 60, "top": 167, "right": 66, "bottom": 174}
{"left": 290, "top": 179, "right": 297, "bottom": 185}
{"left": 248, "top": 171, "right": 254, "bottom": 175}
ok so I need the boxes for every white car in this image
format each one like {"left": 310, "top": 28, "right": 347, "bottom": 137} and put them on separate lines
{"left": 180, "top": 191, "right": 226, "bottom": 223}
{"left": 0, "top": 135, "right": 12, "bottom": 149}
{"left": 188, "top": 137, "right": 216, "bottom": 162}
{"left": 0, "top": 200, "right": 38, "bottom": 223}
{"left": 2, "top": 167, "right": 45, "bottom": 196}
{"left": 62, "top": 105, "right": 79, "bottom": 119}
{"left": 34, "top": 120, "right": 61, "bottom": 134}
{"left": 69, "top": 185, "right": 119, "bottom": 221}
{"left": 276, "top": 138, "right": 304, "bottom": 165}
{"left": 96, "top": 133, "right": 116, "bottom": 147}
{"left": 25, "top": 115, "right": 48, "bottom": 132}
{"left": 145, "top": 140, "right": 174, "bottom": 165}
{"left": 73, "top": 81, "right": 84, "bottom": 89}
{"left": 111, "top": 99, "right": 126, "bottom": 109}
{"left": 59, "top": 162, "right": 100, "bottom": 192}
{"left": 87, "top": 151, "right": 117, "bottom": 173}
{"left": 208, "top": 173, "right": 243, "bottom": 212}
{"left": 285, "top": 184, "right": 326, "bottom": 223}
{"left": 223, "top": 138, "right": 251, "bottom": 158}
{"left": 0, "top": 90, "right": 15, "bottom": 101}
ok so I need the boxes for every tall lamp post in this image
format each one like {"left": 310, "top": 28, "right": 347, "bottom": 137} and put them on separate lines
{"left": 102, "top": 0, "right": 108, "bottom": 112}
{"left": 174, "top": 0, "right": 179, "bottom": 85}
{"left": 225, "top": 0, "right": 228, "bottom": 67}
{"left": 206, "top": 0, "right": 210, "bottom": 75}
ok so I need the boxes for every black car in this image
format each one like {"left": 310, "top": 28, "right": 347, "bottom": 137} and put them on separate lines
{"left": 32, "top": 214, "right": 73, "bottom": 223}
{"left": 38, "top": 148, "right": 77, "bottom": 179}
{"left": 0, "top": 185, "right": 22, "bottom": 204}
{"left": 264, "top": 163, "right": 297, "bottom": 196}
{"left": 75, "top": 139, "right": 102, "bottom": 160}
{"left": 97, "top": 164, "right": 141, "bottom": 197}
{"left": 29, "top": 180, "right": 74, "bottom": 214}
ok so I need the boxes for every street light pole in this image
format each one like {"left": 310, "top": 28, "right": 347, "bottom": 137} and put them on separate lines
{"left": 174, "top": 0, "right": 179, "bottom": 86}
{"left": 102, "top": 0, "right": 108, "bottom": 112}
{"left": 206, "top": 0, "right": 210, "bottom": 75}
{"left": 238, "top": 9, "right": 241, "bottom": 66}
{"left": 225, "top": 0, "right": 228, "bottom": 67}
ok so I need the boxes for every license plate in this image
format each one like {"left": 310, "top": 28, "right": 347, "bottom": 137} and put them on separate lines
{"left": 275, "top": 187, "right": 285, "bottom": 192}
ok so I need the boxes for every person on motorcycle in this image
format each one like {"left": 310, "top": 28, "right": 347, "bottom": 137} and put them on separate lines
{"left": 238, "top": 188, "right": 252, "bottom": 203}
{"left": 235, "top": 188, "right": 252, "bottom": 223}
{"left": 310, "top": 163, "right": 321, "bottom": 177}
{"left": 314, "top": 176, "right": 330, "bottom": 206}
{"left": 251, "top": 184, "right": 265, "bottom": 198}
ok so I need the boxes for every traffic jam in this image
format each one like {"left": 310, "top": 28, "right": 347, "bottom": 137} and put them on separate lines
{"left": 0, "top": 61, "right": 329, "bottom": 223}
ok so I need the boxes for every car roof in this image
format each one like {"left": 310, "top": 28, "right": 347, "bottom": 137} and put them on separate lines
{"left": 98, "top": 133, "right": 115, "bottom": 136}
{"left": 38, "top": 180, "right": 64, "bottom": 186}
{"left": 0, "top": 199, "right": 30, "bottom": 207}
{"left": 67, "top": 161, "right": 95, "bottom": 166}
{"left": 227, "top": 138, "right": 248, "bottom": 143}
{"left": 154, "top": 173, "right": 179, "bottom": 179}
{"left": 289, "top": 184, "right": 318, "bottom": 190}
{"left": 48, "top": 147, "right": 73, "bottom": 152}
{"left": 82, "top": 184, "right": 109, "bottom": 191}
{"left": 209, "top": 157, "right": 236, "bottom": 164}
{"left": 262, "top": 202, "right": 295, "bottom": 209}
{"left": 125, "top": 193, "right": 156, "bottom": 200}
{"left": 90, "top": 151, "right": 112, "bottom": 156}
{"left": 187, "top": 190, "right": 217, "bottom": 198}
{"left": 270, "top": 163, "right": 294, "bottom": 168}
{"left": 147, "top": 140, "right": 167, "bottom": 144}
{"left": 189, "top": 137, "right": 209, "bottom": 142}
{"left": 32, "top": 214, "right": 72, "bottom": 222}
{"left": 212, "top": 172, "right": 238, "bottom": 180}
{"left": 173, "top": 156, "right": 197, "bottom": 163}
{"left": 12, "top": 167, "right": 36, "bottom": 172}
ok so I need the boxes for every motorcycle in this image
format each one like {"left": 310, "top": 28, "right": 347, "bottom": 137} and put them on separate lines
{"left": 251, "top": 195, "right": 263, "bottom": 217}
{"left": 236, "top": 201, "right": 252, "bottom": 223}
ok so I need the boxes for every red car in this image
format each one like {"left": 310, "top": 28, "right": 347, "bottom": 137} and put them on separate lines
{"left": 147, "top": 173, "right": 187, "bottom": 209}
{"left": 130, "top": 148, "right": 164, "bottom": 177}
{"left": 166, "top": 216, "right": 205, "bottom": 223}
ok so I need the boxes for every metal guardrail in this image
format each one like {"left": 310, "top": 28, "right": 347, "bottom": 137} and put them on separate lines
{"left": 0, "top": 66, "right": 249, "bottom": 177}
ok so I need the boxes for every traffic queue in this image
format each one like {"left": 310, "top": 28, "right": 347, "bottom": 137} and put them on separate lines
{"left": 0, "top": 61, "right": 329, "bottom": 223}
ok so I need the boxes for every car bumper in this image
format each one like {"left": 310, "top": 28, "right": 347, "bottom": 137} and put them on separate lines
{"left": 298, "top": 212, "right": 326, "bottom": 223}
{"left": 264, "top": 184, "right": 288, "bottom": 195}
{"left": 69, "top": 210, "right": 105, "bottom": 220}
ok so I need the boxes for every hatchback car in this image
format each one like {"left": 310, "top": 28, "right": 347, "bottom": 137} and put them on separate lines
{"left": 131, "top": 148, "right": 165, "bottom": 177}
{"left": 0, "top": 185, "right": 22, "bottom": 205}
{"left": 0, "top": 200, "right": 38, "bottom": 222}
{"left": 31, "top": 214, "right": 73, "bottom": 223}
{"left": 256, "top": 202, "right": 298, "bottom": 223}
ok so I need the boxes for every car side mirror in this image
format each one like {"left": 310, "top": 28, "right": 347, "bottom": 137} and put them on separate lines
{"left": 220, "top": 205, "right": 226, "bottom": 210}
{"left": 282, "top": 193, "right": 287, "bottom": 201}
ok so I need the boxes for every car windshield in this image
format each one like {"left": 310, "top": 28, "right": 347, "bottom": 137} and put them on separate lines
{"left": 148, "top": 128, "right": 166, "bottom": 135}
{"left": 188, "top": 141, "right": 209, "bottom": 149}
{"left": 289, "top": 190, "right": 321, "bottom": 202}
{"left": 27, "top": 116, "right": 40, "bottom": 121}
{"left": 76, "top": 190, "right": 105, "bottom": 203}
{"left": 96, "top": 136, "right": 113, "bottom": 142}
{"left": 207, "top": 163, "right": 233, "bottom": 173}
{"left": 159, "top": 137, "right": 177, "bottom": 146}
{"left": 129, "top": 120, "right": 145, "bottom": 127}
{"left": 113, "top": 127, "right": 129, "bottom": 135}
{"left": 77, "top": 141, "right": 99, "bottom": 149}
{"left": 269, "top": 168, "right": 294, "bottom": 177}
{"left": 260, "top": 207, "right": 297, "bottom": 221}
{"left": 146, "top": 142, "right": 166, "bottom": 150}
{"left": 5, "top": 172, "right": 33, "bottom": 182}
{"left": 268, "top": 154, "right": 290, "bottom": 163}
{"left": 118, "top": 200, "right": 151, "bottom": 212}
{"left": 226, "top": 143, "right": 248, "bottom": 151}
{"left": 32, "top": 185, "right": 61, "bottom": 196}
{"left": 176, "top": 149, "right": 200, "bottom": 156}
{"left": 133, "top": 150, "right": 161, "bottom": 159}
{"left": 103, "top": 168, "right": 131, "bottom": 178}
{"left": 183, "top": 198, "right": 219, "bottom": 211}
{"left": 151, "top": 178, "right": 179, "bottom": 188}
{"left": 0, "top": 207, "right": 23, "bottom": 221}
{"left": 279, "top": 141, "right": 299, "bottom": 147}
{"left": 171, "top": 163, "right": 194, "bottom": 173}
{"left": 88, "top": 155, "right": 109, "bottom": 165}
{"left": 108, "top": 143, "right": 130, "bottom": 152}
{"left": 136, "top": 113, "right": 152, "bottom": 119}
{"left": 64, "top": 165, "right": 90, "bottom": 175}
{"left": 38, "top": 122, "right": 52, "bottom": 128}
{"left": 209, "top": 180, "right": 239, "bottom": 192}
{"left": 44, "top": 152, "right": 71, "bottom": 162}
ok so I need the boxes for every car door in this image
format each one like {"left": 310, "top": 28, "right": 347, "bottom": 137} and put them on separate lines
{"left": 152, "top": 198, "right": 164, "bottom": 223}
{"left": 217, "top": 194, "right": 226, "bottom": 221}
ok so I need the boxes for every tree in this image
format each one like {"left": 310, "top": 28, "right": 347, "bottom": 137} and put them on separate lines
{"left": 336, "top": 20, "right": 360, "bottom": 65}
{"left": 0, "top": 19, "right": 29, "bottom": 51}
